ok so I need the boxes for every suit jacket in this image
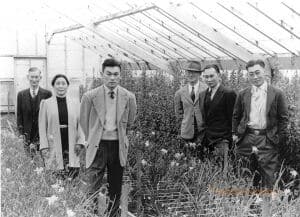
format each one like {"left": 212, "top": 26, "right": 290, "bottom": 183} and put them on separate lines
{"left": 174, "top": 81, "right": 207, "bottom": 139}
{"left": 232, "top": 85, "right": 288, "bottom": 145}
{"left": 79, "top": 85, "right": 137, "bottom": 168}
{"left": 199, "top": 85, "right": 237, "bottom": 142}
{"left": 17, "top": 87, "right": 52, "bottom": 142}
{"left": 39, "top": 96, "right": 85, "bottom": 170}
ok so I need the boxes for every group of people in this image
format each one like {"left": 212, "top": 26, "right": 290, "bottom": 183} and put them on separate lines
{"left": 175, "top": 59, "right": 288, "bottom": 190}
{"left": 17, "top": 58, "right": 288, "bottom": 216}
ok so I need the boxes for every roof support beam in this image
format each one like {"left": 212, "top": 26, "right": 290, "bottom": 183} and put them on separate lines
{"left": 154, "top": 3, "right": 254, "bottom": 62}
{"left": 46, "top": 5, "right": 170, "bottom": 71}
{"left": 247, "top": 2, "right": 300, "bottom": 40}
{"left": 281, "top": 2, "right": 300, "bottom": 18}
{"left": 218, "top": 3, "right": 296, "bottom": 55}
{"left": 190, "top": 2, "right": 274, "bottom": 56}
{"left": 51, "top": 4, "right": 157, "bottom": 35}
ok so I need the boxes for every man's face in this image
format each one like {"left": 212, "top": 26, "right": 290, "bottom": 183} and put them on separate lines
{"left": 202, "top": 68, "right": 220, "bottom": 89}
{"left": 247, "top": 64, "right": 265, "bottom": 87}
{"left": 102, "top": 66, "right": 121, "bottom": 89}
{"left": 186, "top": 71, "right": 199, "bottom": 85}
{"left": 27, "top": 70, "right": 41, "bottom": 88}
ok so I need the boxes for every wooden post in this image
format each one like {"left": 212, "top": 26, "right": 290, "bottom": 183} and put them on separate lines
{"left": 64, "top": 36, "right": 68, "bottom": 76}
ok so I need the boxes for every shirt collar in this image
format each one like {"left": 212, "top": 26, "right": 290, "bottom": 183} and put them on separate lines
{"left": 104, "top": 84, "right": 118, "bottom": 94}
{"left": 188, "top": 80, "right": 199, "bottom": 89}
{"left": 252, "top": 81, "right": 267, "bottom": 93}
{"left": 209, "top": 82, "right": 220, "bottom": 93}
{"left": 30, "top": 86, "right": 39, "bottom": 94}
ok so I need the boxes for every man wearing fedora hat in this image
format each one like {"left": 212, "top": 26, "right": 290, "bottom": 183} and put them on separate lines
{"left": 174, "top": 61, "right": 207, "bottom": 152}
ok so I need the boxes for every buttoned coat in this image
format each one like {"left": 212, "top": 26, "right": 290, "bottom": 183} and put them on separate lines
{"left": 39, "top": 96, "right": 85, "bottom": 170}
{"left": 79, "top": 85, "right": 137, "bottom": 168}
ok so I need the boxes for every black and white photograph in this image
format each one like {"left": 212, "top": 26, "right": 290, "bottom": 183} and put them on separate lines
{"left": 0, "top": 0, "right": 300, "bottom": 216}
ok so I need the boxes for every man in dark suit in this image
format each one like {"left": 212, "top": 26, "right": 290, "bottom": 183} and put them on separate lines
{"left": 199, "top": 64, "right": 236, "bottom": 169}
{"left": 17, "top": 67, "right": 52, "bottom": 157}
{"left": 232, "top": 59, "right": 288, "bottom": 189}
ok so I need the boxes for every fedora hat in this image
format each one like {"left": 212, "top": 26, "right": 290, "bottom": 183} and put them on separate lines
{"left": 184, "top": 61, "right": 202, "bottom": 73}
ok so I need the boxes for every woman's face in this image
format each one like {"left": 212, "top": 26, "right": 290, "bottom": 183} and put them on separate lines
{"left": 54, "top": 77, "right": 68, "bottom": 96}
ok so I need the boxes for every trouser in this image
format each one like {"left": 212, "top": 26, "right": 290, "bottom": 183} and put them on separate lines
{"left": 84, "top": 140, "right": 124, "bottom": 217}
{"left": 235, "top": 133, "right": 279, "bottom": 189}
{"left": 202, "top": 136, "right": 230, "bottom": 170}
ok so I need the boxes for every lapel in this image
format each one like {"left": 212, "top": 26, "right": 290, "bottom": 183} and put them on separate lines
{"left": 51, "top": 96, "right": 60, "bottom": 131}
{"left": 25, "top": 89, "right": 32, "bottom": 113}
{"left": 266, "top": 85, "right": 275, "bottom": 114}
{"left": 92, "top": 86, "right": 106, "bottom": 125}
{"left": 199, "top": 89, "right": 206, "bottom": 118}
{"left": 194, "top": 86, "right": 201, "bottom": 104}
{"left": 244, "top": 87, "right": 252, "bottom": 117}
{"left": 117, "top": 87, "right": 129, "bottom": 124}
{"left": 182, "top": 85, "right": 193, "bottom": 104}
{"left": 207, "top": 85, "right": 224, "bottom": 118}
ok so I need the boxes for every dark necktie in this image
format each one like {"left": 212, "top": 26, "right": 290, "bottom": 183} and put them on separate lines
{"left": 32, "top": 89, "right": 36, "bottom": 98}
{"left": 191, "top": 86, "right": 195, "bottom": 102}
{"left": 109, "top": 91, "right": 115, "bottom": 99}
{"left": 207, "top": 89, "right": 212, "bottom": 101}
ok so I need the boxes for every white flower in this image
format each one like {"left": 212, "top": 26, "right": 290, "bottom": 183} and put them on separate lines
{"left": 252, "top": 146, "right": 258, "bottom": 154}
{"left": 57, "top": 187, "right": 65, "bottom": 193}
{"left": 83, "top": 141, "right": 88, "bottom": 147}
{"left": 30, "top": 160, "right": 34, "bottom": 164}
{"left": 170, "top": 161, "right": 176, "bottom": 167}
{"left": 66, "top": 208, "right": 76, "bottom": 217}
{"left": 145, "top": 140, "right": 150, "bottom": 147}
{"left": 161, "top": 148, "right": 168, "bottom": 154}
{"left": 6, "top": 168, "right": 11, "bottom": 174}
{"left": 67, "top": 177, "right": 72, "bottom": 181}
{"left": 34, "top": 167, "right": 44, "bottom": 175}
{"left": 189, "top": 143, "right": 196, "bottom": 149}
{"left": 284, "top": 188, "right": 291, "bottom": 196}
{"left": 46, "top": 195, "right": 58, "bottom": 205}
{"left": 51, "top": 183, "right": 60, "bottom": 190}
{"left": 174, "top": 152, "right": 184, "bottom": 160}
{"left": 141, "top": 159, "right": 147, "bottom": 166}
{"left": 189, "top": 167, "right": 194, "bottom": 170}
{"left": 255, "top": 195, "right": 263, "bottom": 204}
{"left": 151, "top": 131, "right": 155, "bottom": 135}
{"left": 175, "top": 163, "right": 179, "bottom": 166}
{"left": 290, "top": 169, "right": 298, "bottom": 178}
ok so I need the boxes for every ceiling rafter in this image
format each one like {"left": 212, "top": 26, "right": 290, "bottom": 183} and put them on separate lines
{"left": 218, "top": 2, "right": 297, "bottom": 55}
{"left": 154, "top": 4, "right": 252, "bottom": 62}
{"left": 247, "top": 2, "right": 300, "bottom": 40}
{"left": 190, "top": 2, "right": 274, "bottom": 56}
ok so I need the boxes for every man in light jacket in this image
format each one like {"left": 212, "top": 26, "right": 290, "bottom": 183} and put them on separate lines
{"left": 79, "top": 58, "right": 137, "bottom": 217}
{"left": 174, "top": 61, "right": 207, "bottom": 154}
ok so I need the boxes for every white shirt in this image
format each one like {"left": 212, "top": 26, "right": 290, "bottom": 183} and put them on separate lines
{"left": 208, "top": 82, "right": 220, "bottom": 100}
{"left": 248, "top": 81, "right": 268, "bottom": 129}
{"left": 30, "top": 87, "right": 39, "bottom": 98}
{"left": 188, "top": 81, "right": 200, "bottom": 95}
{"left": 102, "top": 85, "right": 118, "bottom": 140}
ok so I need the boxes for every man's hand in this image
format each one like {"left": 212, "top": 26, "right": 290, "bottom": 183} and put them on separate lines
{"left": 40, "top": 148, "right": 50, "bottom": 159}
{"left": 74, "top": 144, "right": 85, "bottom": 156}
{"left": 232, "top": 135, "right": 238, "bottom": 143}
{"left": 29, "top": 143, "right": 37, "bottom": 154}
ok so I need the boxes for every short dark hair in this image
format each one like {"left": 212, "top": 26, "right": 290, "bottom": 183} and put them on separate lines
{"left": 102, "top": 58, "right": 121, "bottom": 72}
{"left": 246, "top": 59, "right": 265, "bottom": 70}
{"left": 28, "top": 67, "right": 41, "bottom": 74}
{"left": 203, "top": 64, "right": 221, "bottom": 74}
{"left": 51, "top": 74, "right": 70, "bottom": 86}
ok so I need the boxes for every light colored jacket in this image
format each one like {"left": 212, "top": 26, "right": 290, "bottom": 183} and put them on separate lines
{"left": 79, "top": 85, "right": 137, "bottom": 168}
{"left": 39, "top": 96, "right": 85, "bottom": 170}
{"left": 174, "top": 81, "right": 207, "bottom": 139}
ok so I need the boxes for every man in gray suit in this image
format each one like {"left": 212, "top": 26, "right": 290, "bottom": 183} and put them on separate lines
{"left": 174, "top": 61, "right": 207, "bottom": 154}
{"left": 78, "top": 58, "right": 137, "bottom": 216}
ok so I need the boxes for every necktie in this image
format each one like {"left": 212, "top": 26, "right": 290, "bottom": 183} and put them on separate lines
{"left": 109, "top": 91, "right": 115, "bottom": 99}
{"left": 191, "top": 86, "right": 195, "bottom": 102}
{"left": 207, "top": 89, "right": 212, "bottom": 101}
{"left": 32, "top": 89, "right": 36, "bottom": 98}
